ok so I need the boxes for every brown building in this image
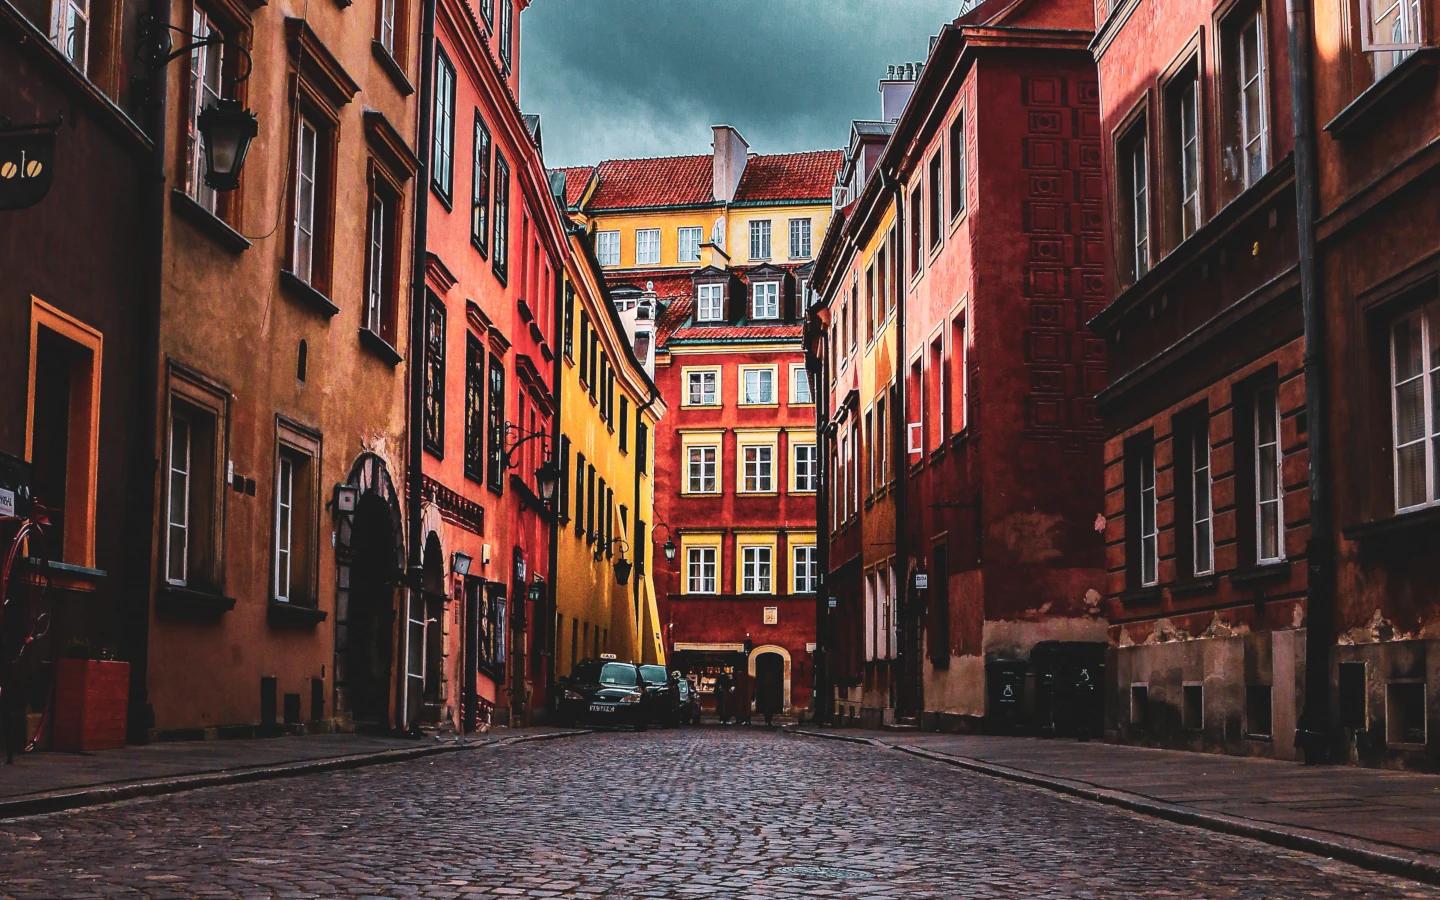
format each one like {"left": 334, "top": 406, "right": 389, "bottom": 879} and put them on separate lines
{"left": 142, "top": 0, "right": 417, "bottom": 735}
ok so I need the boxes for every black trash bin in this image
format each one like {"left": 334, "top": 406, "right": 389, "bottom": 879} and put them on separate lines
{"left": 986, "top": 658, "right": 1029, "bottom": 735}
{"left": 1031, "top": 641, "right": 1105, "bottom": 740}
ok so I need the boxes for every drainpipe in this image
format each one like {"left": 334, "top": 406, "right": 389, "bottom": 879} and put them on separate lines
{"left": 886, "top": 170, "right": 913, "bottom": 720}
{"left": 545, "top": 254, "right": 564, "bottom": 705}
{"left": 402, "top": 0, "right": 438, "bottom": 733}
{"left": 126, "top": 0, "right": 173, "bottom": 744}
{"left": 807, "top": 322, "right": 830, "bottom": 724}
{"left": 634, "top": 383, "right": 659, "bottom": 663}
{"left": 1285, "top": 0, "right": 1333, "bottom": 765}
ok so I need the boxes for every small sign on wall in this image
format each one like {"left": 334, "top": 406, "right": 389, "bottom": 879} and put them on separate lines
{"left": 763, "top": 606, "right": 778, "bottom": 625}
{"left": 914, "top": 573, "right": 929, "bottom": 590}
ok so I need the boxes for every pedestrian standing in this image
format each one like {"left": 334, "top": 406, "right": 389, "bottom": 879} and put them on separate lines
{"left": 714, "top": 670, "right": 731, "bottom": 724}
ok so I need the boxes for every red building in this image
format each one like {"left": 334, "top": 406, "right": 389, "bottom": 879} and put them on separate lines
{"left": 558, "top": 138, "right": 841, "bottom": 716}
{"left": 419, "top": 0, "right": 562, "bottom": 729}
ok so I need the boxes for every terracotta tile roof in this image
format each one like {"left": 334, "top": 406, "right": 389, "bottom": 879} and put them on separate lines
{"left": 654, "top": 295, "right": 693, "bottom": 346}
{"left": 733, "top": 150, "right": 844, "bottom": 204}
{"left": 552, "top": 166, "right": 595, "bottom": 210}
{"left": 667, "top": 323, "right": 805, "bottom": 343}
{"left": 588, "top": 154, "right": 717, "bottom": 210}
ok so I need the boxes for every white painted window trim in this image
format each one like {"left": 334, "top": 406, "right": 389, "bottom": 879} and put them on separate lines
{"left": 1254, "top": 384, "right": 1286, "bottom": 563}
{"left": 635, "top": 228, "right": 661, "bottom": 266}
{"left": 596, "top": 230, "right": 621, "bottom": 267}
{"left": 1140, "top": 442, "right": 1158, "bottom": 587}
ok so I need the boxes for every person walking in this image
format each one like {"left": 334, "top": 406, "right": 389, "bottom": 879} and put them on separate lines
{"left": 714, "top": 670, "right": 732, "bottom": 724}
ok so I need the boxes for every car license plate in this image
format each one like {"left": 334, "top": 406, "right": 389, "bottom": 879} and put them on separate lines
{"left": 589, "top": 704, "right": 611, "bottom": 713}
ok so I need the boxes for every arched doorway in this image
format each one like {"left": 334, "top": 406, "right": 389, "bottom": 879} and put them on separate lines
{"left": 419, "top": 532, "right": 446, "bottom": 724}
{"left": 334, "top": 453, "right": 405, "bottom": 730}
{"left": 748, "top": 644, "right": 793, "bottom": 713}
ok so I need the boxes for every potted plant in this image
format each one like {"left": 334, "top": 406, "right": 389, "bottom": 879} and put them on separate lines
{"left": 51, "top": 641, "right": 129, "bottom": 751}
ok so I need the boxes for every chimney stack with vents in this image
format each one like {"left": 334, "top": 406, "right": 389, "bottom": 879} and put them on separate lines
{"left": 711, "top": 125, "right": 750, "bottom": 204}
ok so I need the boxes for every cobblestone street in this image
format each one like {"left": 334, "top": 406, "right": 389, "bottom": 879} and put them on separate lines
{"left": 1, "top": 729, "right": 1436, "bottom": 899}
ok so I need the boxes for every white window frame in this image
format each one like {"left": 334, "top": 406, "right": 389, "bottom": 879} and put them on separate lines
{"left": 789, "top": 218, "right": 812, "bottom": 259}
{"left": 793, "top": 443, "right": 818, "bottom": 493}
{"left": 1178, "top": 76, "right": 1201, "bottom": 239}
{"left": 596, "top": 230, "right": 621, "bottom": 267}
{"left": 432, "top": 52, "right": 455, "bottom": 197}
{"left": 50, "top": 0, "right": 90, "bottom": 72}
{"left": 864, "top": 571, "right": 877, "bottom": 661}
{"left": 293, "top": 116, "right": 319, "bottom": 285}
{"left": 1130, "top": 133, "right": 1150, "bottom": 279}
{"left": 274, "top": 455, "right": 294, "bottom": 602}
{"left": 792, "top": 545, "right": 817, "bottom": 594}
{"left": 687, "top": 546, "right": 717, "bottom": 594}
{"left": 741, "top": 444, "right": 775, "bottom": 493}
{"left": 741, "top": 546, "right": 773, "bottom": 594}
{"left": 741, "top": 367, "right": 776, "bottom": 405}
{"left": 697, "top": 283, "right": 724, "bottom": 321}
{"left": 166, "top": 413, "right": 192, "bottom": 585}
{"left": 1140, "top": 441, "right": 1158, "bottom": 587}
{"left": 185, "top": 7, "right": 224, "bottom": 213}
{"left": 379, "top": 0, "right": 396, "bottom": 55}
{"left": 686, "top": 445, "right": 718, "bottom": 494}
{"left": 635, "top": 228, "right": 661, "bottom": 266}
{"left": 749, "top": 219, "right": 772, "bottom": 260}
{"left": 1254, "top": 384, "right": 1286, "bottom": 563}
{"left": 365, "top": 190, "right": 388, "bottom": 334}
{"left": 678, "top": 226, "right": 703, "bottom": 263}
{"left": 1362, "top": 0, "right": 1425, "bottom": 51}
{"left": 1192, "top": 419, "right": 1215, "bottom": 576}
{"left": 1237, "top": 10, "right": 1269, "bottom": 189}
{"left": 1390, "top": 303, "right": 1440, "bottom": 512}
{"left": 791, "top": 365, "right": 813, "bottom": 404}
{"left": 752, "top": 281, "right": 780, "bottom": 320}
{"left": 685, "top": 369, "right": 719, "bottom": 407}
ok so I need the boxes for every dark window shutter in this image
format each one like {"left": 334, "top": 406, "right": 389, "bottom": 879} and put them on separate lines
{"left": 782, "top": 272, "right": 797, "bottom": 322}
{"left": 728, "top": 274, "right": 746, "bottom": 325}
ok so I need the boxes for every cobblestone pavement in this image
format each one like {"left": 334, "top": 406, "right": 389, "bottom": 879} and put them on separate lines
{"left": 1, "top": 729, "right": 1436, "bottom": 899}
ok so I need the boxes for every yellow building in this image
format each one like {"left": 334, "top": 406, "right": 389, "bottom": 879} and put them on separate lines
{"left": 552, "top": 225, "right": 667, "bottom": 678}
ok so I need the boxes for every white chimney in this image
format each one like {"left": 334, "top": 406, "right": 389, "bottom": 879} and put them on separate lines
{"left": 711, "top": 125, "right": 749, "bottom": 203}
{"left": 879, "top": 63, "right": 921, "bottom": 122}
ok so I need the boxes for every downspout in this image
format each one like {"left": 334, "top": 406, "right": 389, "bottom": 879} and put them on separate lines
{"left": 1286, "top": 0, "right": 1333, "bottom": 764}
{"left": 127, "top": 0, "right": 172, "bottom": 743}
{"left": 545, "top": 254, "right": 564, "bottom": 706}
{"left": 886, "top": 169, "right": 913, "bottom": 719}
{"left": 634, "top": 384, "right": 659, "bottom": 663}
{"left": 402, "top": 0, "right": 438, "bottom": 732}
{"left": 808, "top": 323, "right": 830, "bottom": 724}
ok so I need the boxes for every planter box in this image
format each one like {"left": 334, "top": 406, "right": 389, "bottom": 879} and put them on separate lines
{"left": 52, "top": 659, "right": 129, "bottom": 751}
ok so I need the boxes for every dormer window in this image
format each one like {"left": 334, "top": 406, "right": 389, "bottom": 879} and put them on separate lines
{"left": 752, "top": 281, "right": 779, "bottom": 319}
{"left": 697, "top": 283, "right": 724, "bottom": 322}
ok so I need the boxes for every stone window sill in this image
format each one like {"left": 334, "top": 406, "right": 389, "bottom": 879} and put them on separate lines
{"left": 268, "top": 600, "right": 327, "bottom": 626}
{"left": 1342, "top": 504, "right": 1440, "bottom": 542}
{"left": 157, "top": 584, "right": 236, "bottom": 619}
{"left": 280, "top": 270, "right": 340, "bottom": 318}
{"left": 1324, "top": 48, "right": 1440, "bottom": 140}
{"left": 171, "top": 189, "right": 251, "bottom": 254}
{"left": 359, "top": 327, "right": 403, "bottom": 366}
{"left": 1230, "top": 561, "right": 1291, "bottom": 586}
{"left": 371, "top": 40, "right": 415, "bottom": 96}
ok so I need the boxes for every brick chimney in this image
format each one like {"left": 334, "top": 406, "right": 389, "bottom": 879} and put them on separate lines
{"left": 711, "top": 125, "right": 749, "bottom": 203}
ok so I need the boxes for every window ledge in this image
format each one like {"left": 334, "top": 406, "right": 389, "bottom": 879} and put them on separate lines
{"left": 1342, "top": 504, "right": 1440, "bottom": 542}
{"left": 359, "top": 327, "right": 403, "bottom": 366}
{"left": 1230, "top": 561, "right": 1291, "bottom": 586}
{"left": 170, "top": 190, "right": 251, "bottom": 254}
{"left": 371, "top": 40, "right": 415, "bottom": 96}
{"left": 1119, "top": 586, "right": 1162, "bottom": 607}
{"left": 157, "top": 585, "right": 236, "bottom": 619}
{"left": 1169, "top": 576, "right": 1219, "bottom": 597}
{"left": 1324, "top": 48, "right": 1440, "bottom": 141}
{"left": 268, "top": 600, "right": 328, "bottom": 626}
{"left": 21, "top": 557, "right": 107, "bottom": 579}
{"left": 280, "top": 270, "right": 340, "bottom": 317}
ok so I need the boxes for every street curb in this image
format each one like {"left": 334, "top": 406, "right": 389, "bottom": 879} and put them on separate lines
{"left": 791, "top": 729, "right": 1440, "bottom": 888}
{"left": 0, "top": 729, "right": 590, "bottom": 822}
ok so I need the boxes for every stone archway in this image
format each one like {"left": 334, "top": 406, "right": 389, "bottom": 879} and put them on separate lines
{"left": 333, "top": 452, "right": 405, "bottom": 729}
{"left": 748, "top": 644, "right": 792, "bottom": 712}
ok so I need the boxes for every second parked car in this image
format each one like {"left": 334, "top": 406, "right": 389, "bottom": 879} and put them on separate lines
{"left": 639, "top": 665, "right": 680, "bottom": 727}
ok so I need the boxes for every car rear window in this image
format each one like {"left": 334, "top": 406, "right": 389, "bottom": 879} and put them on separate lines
{"left": 640, "top": 666, "right": 668, "bottom": 683}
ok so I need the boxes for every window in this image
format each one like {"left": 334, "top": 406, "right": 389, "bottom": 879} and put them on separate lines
{"left": 865, "top": 264, "right": 877, "bottom": 343}
{"left": 596, "top": 231, "right": 620, "bottom": 267}
{"left": 1119, "top": 121, "right": 1149, "bottom": 281}
{"left": 741, "top": 546, "right": 772, "bottom": 594}
{"left": 1139, "top": 440, "right": 1158, "bottom": 586}
{"left": 292, "top": 116, "right": 321, "bottom": 285}
{"left": 928, "top": 152, "right": 942, "bottom": 251}
{"left": 1246, "top": 684, "right": 1273, "bottom": 738}
{"left": 1364, "top": 0, "right": 1425, "bottom": 79}
{"left": 1168, "top": 70, "right": 1202, "bottom": 241}
{"left": 1254, "top": 384, "right": 1284, "bottom": 562}
{"left": 877, "top": 245, "right": 890, "bottom": 322}
{"left": 184, "top": 7, "right": 227, "bottom": 213}
{"left": 558, "top": 435, "right": 571, "bottom": 521}
{"left": 1124, "top": 433, "right": 1159, "bottom": 589}
{"left": 423, "top": 294, "right": 446, "bottom": 456}
{"left": 1390, "top": 302, "right": 1440, "bottom": 512}
{"left": 562, "top": 284, "right": 575, "bottom": 359}
{"left": 909, "top": 187, "right": 923, "bottom": 276}
{"left": 742, "top": 445, "right": 774, "bottom": 492}
{"left": 749, "top": 220, "right": 772, "bottom": 260}
{"left": 486, "top": 354, "right": 505, "bottom": 492}
{"left": 742, "top": 368, "right": 775, "bottom": 404}
{"left": 432, "top": 49, "right": 456, "bottom": 201}
{"left": 789, "top": 218, "right": 812, "bottom": 259}
{"left": 687, "top": 546, "right": 717, "bottom": 594}
{"left": 752, "top": 282, "right": 779, "bottom": 319}
{"left": 364, "top": 175, "right": 399, "bottom": 344}
{"left": 791, "top": 365, "right": 813, "bottom": 404}
{"left": 479, "top": 0, "right": 492, "bottom": 27}
{"left": 378, "top": 0, "right": 396, "bottom": 57}
{"left": 50, "top": 0, "right": 90, "bottom": 71}
{"left": 949, "top": 111, "right": 966, "bottom": 219}
{"left": 164, "top": 398, "right": 220, "bottom": 589}
{"left": 678, "top": 226, "right": 703, "bottom": 263}
{"left": 578, "top": 310, "right": 590, "bottom": 382}
{"left": 1191, "top": 417, "right": 1214, "bottom": 575}
{"left": 471, "top": 114, "right": 491, "bottom": 256}
{"left": 865, "top": 408, "right": 876, "bottom": 495}
{"left": 877, "top": 395, "right": 888, "bottom": 485}
{"left": 687, "top": 369, "right": 718, "bottom": 406}
{"left": 687, "top": 446, "right": 718, "bottom": 493}
{"left": 1222, "top": 7, "right": 1269, "bottom": 190}
{"left": 465, "top": 334, "right": 485, "bottom": 482}
{"left": 573, "top": 452, "right": 585, "bottom": 535}
{"left": 492, "top": 152, "right": 510, "bottom": 282}
{"left": 619, "top": 398, "right": 629, "bottom": 452}
{"left": 272, "top": 422, "right": 319, "bottom": 606}
{"left": 950, "top": 311, "right": 967, "bottom": 432}
{"left": 274, "top": 454, "right": 295, "bottom": 601}
{"left": 793, "top": 545, "right": 817, "bottom": 593}
{"left": 928, "top": 337, "right": 943, "bottom": 448}
{"left": 497, "top": 0, "right": 512, "bottom": 71}
{"left": 586, "top": 465, "right": 596, "bottom": 540}
{"left": 697, "top": 283, "right": 724, "bottom": 321}
{"left": 635, "top": 228, "right": 660, "bottom": 265}
{"left": 793, "top": 443, "right": 817, "bottom": 492}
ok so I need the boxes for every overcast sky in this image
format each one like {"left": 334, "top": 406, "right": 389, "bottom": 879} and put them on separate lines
{"left": 519, "top": 0, "right": 959, "bottom": 169}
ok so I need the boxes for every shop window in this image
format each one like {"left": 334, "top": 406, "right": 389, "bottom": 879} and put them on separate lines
{"left": 1183, "top": 683, "right": 1204, "bottom": 730}
{"left": 26, "top": 301, "right": 101, "bottom": 567}
{"left": 1387, "top": 681, "right": 1427, "bottom": 744}
{"left": 273, "top": 420, "right": 320, "bottom": 606}
{"left": 1339, "top": 661, "right": 1367, "bottom": 729}
{"left": 1245, "top": 684, "right": 1273, "bottom": 738}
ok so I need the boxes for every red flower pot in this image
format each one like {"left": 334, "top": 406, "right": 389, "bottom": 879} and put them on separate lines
{"left": 52, "top": 659, "right": 129, "bottom": 751}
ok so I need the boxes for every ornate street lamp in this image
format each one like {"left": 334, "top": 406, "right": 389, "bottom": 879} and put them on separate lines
{"left": 653, "top": 523, "right": 677, "bottom": 562}
{"left": 533, "top": 459, "right": 561, "bottom": 503}
{"left": 197, "top": 99, "right": 258, "bottom": 191}
{"left": 501, "top": 422, "right": 556, "bottom": 505}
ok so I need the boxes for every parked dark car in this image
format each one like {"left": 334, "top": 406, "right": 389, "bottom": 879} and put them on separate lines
{"left": 675, "top": 673, "right": 701, "bottom": 725}
{"left": 554, "top": 660, "right": 649, "bottom": 731}
{"left": 639, "top": 664, "right": 680, "bottom": 727}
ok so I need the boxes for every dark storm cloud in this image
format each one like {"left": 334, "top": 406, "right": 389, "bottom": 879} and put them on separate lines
{"left": 519, "top": 0, "right": 960, "bottom": 168}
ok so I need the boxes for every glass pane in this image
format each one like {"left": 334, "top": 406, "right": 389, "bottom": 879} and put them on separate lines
{"left": 1398, "top": 442, "right": 1427, "bottom": 508}
{"left": 1259, "top": 446, "right": 1278, "bottom": 499}
{"left": 1396, "top": 378, "right": 1425, "bottom": 444}
{"left": 1260, "top": 504, "right": 1280, "bottom": 558}
{"left": 168, "top": 525, "right": 186, "bottom": 581}
{"left": 1394, "top": 316, "right": 1423, "bottom": 382}
{"left": 1194, "top": 521, "right": 1212, "bottom": 571}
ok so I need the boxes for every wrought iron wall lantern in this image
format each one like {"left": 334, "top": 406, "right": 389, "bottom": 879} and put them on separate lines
{"left": 501, "top": 423, "right": 557, "bottom": 502}
{"left": 597, "top": 537, "right": 633, "bottom": 585}
{"left": 138, "top": 14, "right": 257, "bottom": 191}
{"left": 0, "top": 114, "right": 62, "bottom": 210}
{"left": 652, "top": 522, "right": 677, "bottom": 562}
